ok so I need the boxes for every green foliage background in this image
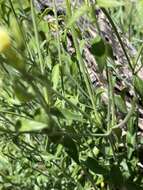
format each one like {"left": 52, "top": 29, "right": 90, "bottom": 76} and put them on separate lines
{"left": 0, "top": 0, "right": 143, "bottom": 189}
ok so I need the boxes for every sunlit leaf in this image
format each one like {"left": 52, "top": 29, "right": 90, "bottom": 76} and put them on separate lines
{"left": 60, "top": 108, "right": 83, "bottom": 121}
{"left": 19, "top": 119, "right": 47, "bottom": 132}
{"left": 97, "top": 0, "right": 124, "bottom": 8}
{"left": 52, "top": 64, "right": 60, "bottom": 89}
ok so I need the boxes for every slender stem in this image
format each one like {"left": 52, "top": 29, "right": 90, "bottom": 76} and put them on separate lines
{"left": 8, "top": 0, "right": 31, "bottom": 55}
{"left": 107, "top": 67, "right": 116, "bottom": 129}
{"left": 65, "top": 0, "right": 101, "bottom": 125}
{"left": 106, "top": 66, "right": 117, "bottom": 160}
{"left": 53, "top": 0, "right": 65, "bottom": 93}
{"left": 134, "top": 44, "right": 143, "bottom": 74}
{"left": 0, "top": 98, "right": 135, "bottom": 138}
{"left": 114, "top": 98, "right": 136, "bottom": 128}
{"left": 30, "top": 0, "right": 44, "bottom": 74}
{"left": 106, "top": 67, "right": 111, "bottom": 130}
{"left": 91, "top": 98, "right": 136, "bottom": 137}
{"left": 101, "top": 8, "right": 134, "bottom": 73}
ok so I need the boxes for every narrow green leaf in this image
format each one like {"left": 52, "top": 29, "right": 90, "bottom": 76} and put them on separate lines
{"left": 10, "top": 16, "right": 24, "bottom": 49}
{"left": 133, "top": 75, "right": 143, "bottom": 100}
{"left": 52, "top": 64, "right": 60, "bottom": 89}
{"left": 126, "top": 116, "right": 137, "bottom": 159}
{"left": 95, "top": 55, "right": 106, "bottom": 72}
{"left": 115, "top": 95, "right": 127, "bottom": 114}
{"left": 0, "top": 155, "right": 9, "bottom": 170}
{"left": 60, "top": 108, "right": 83, "bottom": 121}
{"left": 19, "top": 119, "right": 47, "bottom": 132}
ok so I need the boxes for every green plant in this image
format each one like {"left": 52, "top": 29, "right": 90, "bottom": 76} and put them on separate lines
{"left": 0, "top": 0, "right": 143, "bottom": 189}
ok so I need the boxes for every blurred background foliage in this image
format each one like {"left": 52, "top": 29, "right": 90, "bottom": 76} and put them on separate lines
{"left": 0, "top": 0, "right": 143, "bottom": 189}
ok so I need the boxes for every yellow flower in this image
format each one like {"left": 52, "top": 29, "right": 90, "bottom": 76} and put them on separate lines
{"left": 0, "top": 27, "right": 11, "bottom": 53}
